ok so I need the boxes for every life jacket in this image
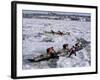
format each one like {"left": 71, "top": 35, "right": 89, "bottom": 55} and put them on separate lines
{"left": 47, "top": 48, "right": 55, "bottom": 55}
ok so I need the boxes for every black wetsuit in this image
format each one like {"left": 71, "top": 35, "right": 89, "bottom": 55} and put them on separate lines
{"left": 69, "top": 48, "right": 76, "bottom": 57}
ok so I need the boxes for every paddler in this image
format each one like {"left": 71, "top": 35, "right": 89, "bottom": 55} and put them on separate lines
{"left": 47, "top": 47, "right": 56, "bottom": 57}
{"left": 59, "top": 44, "right": 70, "bottom": 56}
{"left": 68, "top": 46, "right": 76, "bottom": 57}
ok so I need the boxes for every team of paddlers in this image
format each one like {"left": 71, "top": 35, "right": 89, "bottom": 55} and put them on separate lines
{"left": 47, "top": 42, "right": 81, "bottom": 58}
{"left": 45, "top": 30, "right": 70, "bottom": 35}
{"left": 28, "top": 42, "right": 82, "bottom": 62}
{"left": 27, "top": 31, "right": 89, "bottom": 62}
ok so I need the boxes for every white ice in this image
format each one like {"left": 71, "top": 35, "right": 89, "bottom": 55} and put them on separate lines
{"left": 22, "top": 17, "right": 91, "bottom": 69}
